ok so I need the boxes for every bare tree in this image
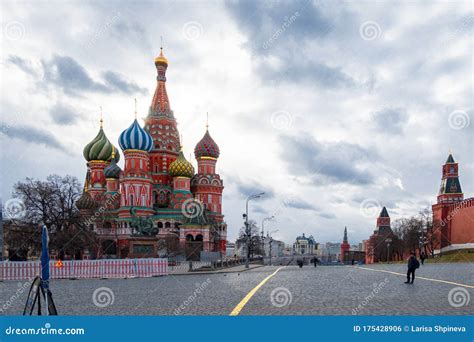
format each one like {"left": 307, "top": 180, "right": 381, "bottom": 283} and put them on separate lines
{"left": 9, "top": 174, "right": 98, "bottom": 259}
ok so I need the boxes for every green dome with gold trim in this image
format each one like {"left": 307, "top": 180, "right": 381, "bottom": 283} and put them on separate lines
{"left": 83, "top": 126, "right": 120, "bottom": 162}
{"left": 169, "top": 150, "right": 194, "bottom": 178}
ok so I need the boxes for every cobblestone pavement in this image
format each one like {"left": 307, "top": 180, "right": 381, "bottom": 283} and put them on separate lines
{"left": 0, "top": 263, "right": 472, "bottom": 315}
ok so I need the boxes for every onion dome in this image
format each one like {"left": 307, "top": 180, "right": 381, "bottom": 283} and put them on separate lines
{"left": 154, "top": 47, "right": 168, "bottom": 66}
{"left": 194, "top": 129, "right": 220, "bottom": 159}
{"left": 104, "top": 147, "right": 121, "bottom": 179}
{"left": 169, "top": 149, "right": 194, "bottom": 178}
{"left": 119, "top": 119, "right": 153, "bottom": 152}
{"left": 76, "top": 173, "right": 96, "bottom": 210}
{"left": 83, "top": 125, "right": 120, "bottom": 162}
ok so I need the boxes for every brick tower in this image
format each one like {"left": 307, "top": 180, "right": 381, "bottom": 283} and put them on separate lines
{"left": 340, "top": 226, "right": 350, "bottom": 262}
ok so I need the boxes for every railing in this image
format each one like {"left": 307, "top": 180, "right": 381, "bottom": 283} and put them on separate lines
{"left": 0, "top": 258, "right": 168, "bottom": 281}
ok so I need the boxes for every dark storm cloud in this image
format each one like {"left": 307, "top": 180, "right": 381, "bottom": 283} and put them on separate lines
{"left": 225, "top": 0, "right": 356, "bottom": 87}
{"left": 9, "top": 54, "right": 147, "bottom": 96}
{"left": 102, "top": 71, "right": 148, "bottom": 95}
{"left": 372, "top": 108, "right": 407, "bottom": 135}
{"left": 228, "top": 176, "right": 275, "bottom": 199}
{"left": 283, "top": 198, "right": 319, "bottom": 212}
{"left": 259, "top": 60, "right": 355, "bottom": 87}
{"left": 279, "top": 134, "right": 376, "bottom": 185}
{"left": 0, "top": 123, "right": 65, "bottom": 152}
{"left": 50, "top": 103, "right": 81, "bottom": 125}
{"left": 225, "top": 0, "right": 332, "bottom": 55}
{"left": 7, "top": 55, "right": 37, "bottom": 76}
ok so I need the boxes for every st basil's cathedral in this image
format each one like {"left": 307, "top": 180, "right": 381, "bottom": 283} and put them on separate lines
{"left": 75, "top": 48, "right": 227, "bottom": 260}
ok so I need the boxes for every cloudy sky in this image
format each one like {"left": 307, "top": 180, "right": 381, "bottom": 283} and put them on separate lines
{"left": 1, "top": 0, "right": 472, "bottom": 245}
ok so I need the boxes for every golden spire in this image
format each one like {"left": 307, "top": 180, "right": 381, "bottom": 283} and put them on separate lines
{"left": 134, "top": 98, "right": 137, "bottom": 119}
{"left": 206, "top": 112, "right": 209, "bottom": 130}
{"left": 99, "top": 106, "right": 103, "bottom": 128}
{"left": 154, "top": 37, "right": 168, "bottom": 65}
{"left": 111, "top": 145, "right": 116, "bottom": 160}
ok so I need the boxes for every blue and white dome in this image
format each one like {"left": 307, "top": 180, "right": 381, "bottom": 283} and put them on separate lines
{"left": 118, "top": 119, "right": 153, "bottom": 152}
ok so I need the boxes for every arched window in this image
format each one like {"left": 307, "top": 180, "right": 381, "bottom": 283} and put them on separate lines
{"left": 158, "top": 222, "right": 163, "bottom": 228}
{"left": 165, "top": 222, "right": 171, "bottom": 228}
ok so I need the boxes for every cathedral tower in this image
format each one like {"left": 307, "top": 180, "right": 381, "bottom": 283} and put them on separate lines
{"left": 144, "top": 48, "right": 181, "bottom": 208}
{"left": 82, "top": 118, "right": 120, "bottom": 201}
{"left": 192, "top": 125, "right": 224, "bottom": 221}
{"left": 118, "top": 114, "right": 154, "bottom": 218}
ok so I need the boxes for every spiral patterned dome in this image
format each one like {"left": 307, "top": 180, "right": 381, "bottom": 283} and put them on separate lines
{"left": 76, "top": 191, "right": 96, "bottom": 210}
{"left": 83, "top": 127, "right": 120, "bottom": 162}
{"left": 119, "top": 119, "right": 153, "bottom": 152}
{"left": 194, "top": 129, "right": 220, "bottom": 159}
{"left": 169, "top": 150, "right": 194, "bottom": 178}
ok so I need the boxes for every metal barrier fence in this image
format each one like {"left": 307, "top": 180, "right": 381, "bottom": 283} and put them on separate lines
{"left": 0, "top": 259, "right": 168, "bottom": 281}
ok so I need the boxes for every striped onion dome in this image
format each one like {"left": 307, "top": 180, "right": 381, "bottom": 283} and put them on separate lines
{"left": 83, "top": 127, "right": 120, "bottom": 162}
{"left": 194, "top": 129, "right": 220, "bottom": 159}
{"left": 169, "top": 149, "right": 194, "bottom": 178}
{"left": 118, "top": 119, "right": 153, "bottom": 152}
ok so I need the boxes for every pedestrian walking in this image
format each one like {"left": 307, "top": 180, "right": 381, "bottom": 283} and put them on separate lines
{"left": 405, "top": 252, "right": 420, "bottom": 284}
{"left": 313, "top": 257, "right": 318, "bottom": 267}
{"left": 420, "top": 251, "right": 426, "bottom": 265}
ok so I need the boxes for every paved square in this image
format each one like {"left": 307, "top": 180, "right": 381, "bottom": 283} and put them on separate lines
{"left": 0, "top": 263, "right": 472, "bottom": 315}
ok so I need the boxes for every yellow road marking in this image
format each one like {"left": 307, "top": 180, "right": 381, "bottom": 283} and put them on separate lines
{"left": 351, "top": 266, "right": 474, "bottom": 289}
{"left": 230, "top": 267, "right": 284, "bottom": 316}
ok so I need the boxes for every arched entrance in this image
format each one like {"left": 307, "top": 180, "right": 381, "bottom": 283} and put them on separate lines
{"left": 185, "top": 234, "right": 203, "bottom": 261}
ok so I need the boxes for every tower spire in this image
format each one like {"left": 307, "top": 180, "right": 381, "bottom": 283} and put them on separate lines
{"left": 134, "top": 98, "right": 137, "bottom": 119}
{"left": 99, "top": 106, "right": 103, "bottom": 128}
{"left": 343, "top": 226, "right": 348, "bottom": 243}
{"left": 206, "top": 112, "right": 209, "bottom": 130}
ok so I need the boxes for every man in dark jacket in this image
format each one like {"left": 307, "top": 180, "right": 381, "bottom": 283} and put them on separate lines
{"left": 405, "top": 253, "right": 419, "bottom": 284}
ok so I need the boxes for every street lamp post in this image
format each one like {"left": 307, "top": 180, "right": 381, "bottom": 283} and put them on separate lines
{"left": 268, "top": 229, "right": 279, "bottom": 266}
{"left": 244, "top": 192, "right": 265, "bottom": 268}
{"left": 261, "top": 216, "right": 274, "bottom": 259}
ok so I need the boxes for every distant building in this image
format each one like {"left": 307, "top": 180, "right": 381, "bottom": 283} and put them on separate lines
{"left": 293, "top": 233, "right": 317, "bottom": 255}
{"left": 226, "top": 242, "right": 235, "bottom": 257}
{"left": 264, "top": 237, "right": 284, "bottom": 257}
